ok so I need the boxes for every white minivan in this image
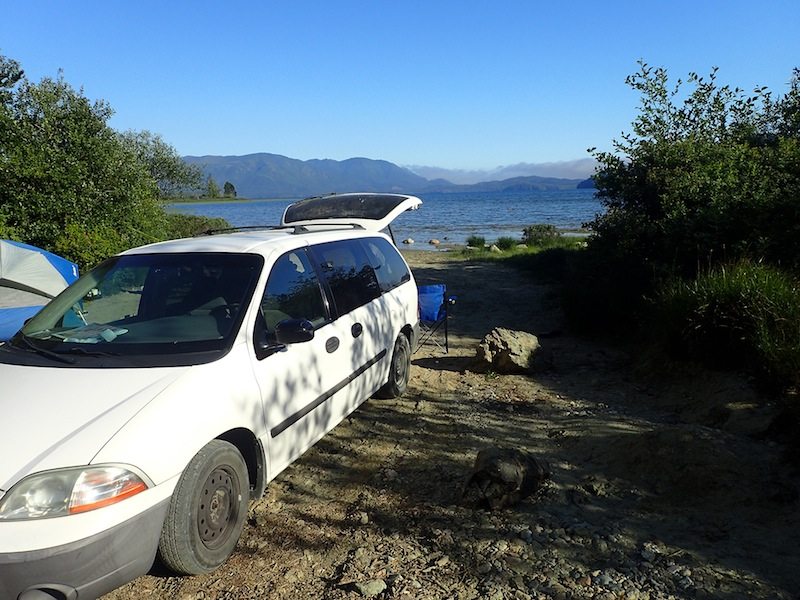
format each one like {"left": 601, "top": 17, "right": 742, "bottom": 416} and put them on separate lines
{"left": 0, "top": 193, "right": 421, "bottom": 600}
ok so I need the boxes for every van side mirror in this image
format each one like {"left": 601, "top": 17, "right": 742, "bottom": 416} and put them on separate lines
{"left": 274, "top": 318, "right": 315, "bottom": 345}
{"left": 255, "top": 318, "right": 314, "bottom": 359}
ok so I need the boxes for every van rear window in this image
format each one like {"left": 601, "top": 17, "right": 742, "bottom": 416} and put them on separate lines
{"left": 311, "top": 240, "right": 381, "bottom": 316}
{"left": 362, "top": 237, "right": 411, "bottom": 292}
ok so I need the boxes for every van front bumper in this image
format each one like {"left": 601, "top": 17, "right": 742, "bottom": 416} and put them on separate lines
{"left": 0, "top": 498, "right": 169, "bottom": 600}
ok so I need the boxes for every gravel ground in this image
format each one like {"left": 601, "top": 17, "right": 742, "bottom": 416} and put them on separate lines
{"left": 105, "top": 249, "right": 800, "bottom": 600}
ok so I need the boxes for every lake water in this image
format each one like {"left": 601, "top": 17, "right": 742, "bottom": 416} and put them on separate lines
{"left": 169, "top": 189, "right": 604, "bottom": 247}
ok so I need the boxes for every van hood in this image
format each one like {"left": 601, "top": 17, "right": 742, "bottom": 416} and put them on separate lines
{"left": 0, "top": 363, "right": 188, "bottom": 492}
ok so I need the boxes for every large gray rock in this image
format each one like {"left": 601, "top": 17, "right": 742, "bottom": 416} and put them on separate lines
{"left": 475, "top": 327, "right": 540, "bottom": 373}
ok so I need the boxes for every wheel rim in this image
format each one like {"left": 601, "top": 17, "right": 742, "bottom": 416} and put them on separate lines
{"left": 395, "top": 340, "right": 409, "bottom": 384}
{"left": 197, "top": 466, "right": 240, "bottom": 550}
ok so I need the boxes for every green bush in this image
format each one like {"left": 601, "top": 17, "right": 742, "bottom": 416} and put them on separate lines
{"left": 0, "top": 53, "right": 203, "bottom": 269}
{"left": 590, "top": 64, "right": 800, "bottom": 281}
{"left": 650, "top": 262, "right": 800, "bottom": 389}
{"left": 523, "top": 224, "right": 560, "bottom": 246}
{"left": 166, "top": 213, "right": 230, "bottom": 238}
{"left": 495, "top": 236, "right": 519, "bottom": 251}
{"left": 466, "top": 235, "right": 486, "bottom": 249}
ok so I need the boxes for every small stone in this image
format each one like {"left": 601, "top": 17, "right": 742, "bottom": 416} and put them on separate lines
{"left": 354, "top": 579, "right": 387, "bottom": 597}
{"left": 358, "top": 512, "right": 369, "bottom": 524}
{"left": 477, "top": 562, "right": 492, "bottom": 575}
{"left": 353, "top": 546, "right": 371, "bottom": 568}
{"left": 597, "top": 573, "right": 614, "bottom": 586}
{"left": 548, "top": 582, "right": 568, "bottom": 600}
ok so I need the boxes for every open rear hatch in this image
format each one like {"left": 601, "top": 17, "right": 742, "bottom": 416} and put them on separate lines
{"left": 281, "top": 193, "right": 422, "bottom": 232}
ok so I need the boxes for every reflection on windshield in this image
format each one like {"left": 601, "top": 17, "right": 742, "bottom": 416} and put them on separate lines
{"left": 20, "top": 253, "right": 263, "bottom": 356}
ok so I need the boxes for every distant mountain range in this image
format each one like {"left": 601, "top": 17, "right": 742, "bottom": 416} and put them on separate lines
{"left": 182, "top": 153, "right": 594, "bottom": 198}
{"left": 407, "top": 158, "right": 597, "bottom": 185}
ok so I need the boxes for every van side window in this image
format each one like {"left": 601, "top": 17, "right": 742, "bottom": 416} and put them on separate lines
{"left": 261, "top": 250, "right": 327, "bottom": 330}
{"left": 312, "top": 240, "right": 381, "bottom": 316}
{"left": 362, "top": 237, "right": 411, "bottom": 293}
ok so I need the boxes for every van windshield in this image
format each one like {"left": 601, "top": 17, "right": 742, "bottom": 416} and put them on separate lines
{"left": 3, "top": 253, "right": 263, "bottom": 367}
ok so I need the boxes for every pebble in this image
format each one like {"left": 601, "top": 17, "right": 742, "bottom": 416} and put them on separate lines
{"left": 548, "top": 582, "right": 568, "bottom": 600}
{"left": 477, "top": 562, "right": 493, "bottom": 575}
{"left": 354, "top": 579, "right": 387, "bottom": 597}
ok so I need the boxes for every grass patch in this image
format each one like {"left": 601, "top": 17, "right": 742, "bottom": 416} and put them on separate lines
{"left": 650, "top": 261, "right": 800, "bottom": 390}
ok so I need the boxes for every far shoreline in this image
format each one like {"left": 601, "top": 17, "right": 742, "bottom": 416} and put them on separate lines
{"left": 167, "top": 197, "right": 254, "bottom": 205}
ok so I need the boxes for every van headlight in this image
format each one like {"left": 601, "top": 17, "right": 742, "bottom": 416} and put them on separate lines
{"left": 0, "top": 465, "right": 150, "bottom": 520}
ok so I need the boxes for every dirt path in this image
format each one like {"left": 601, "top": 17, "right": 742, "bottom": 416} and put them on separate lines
{"left": 106, "top": 250, "right": 800, "bottom": 600}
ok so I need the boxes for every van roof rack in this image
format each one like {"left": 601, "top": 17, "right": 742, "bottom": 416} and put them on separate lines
{"left": 198, "top": 223, "right": 366, "bottom": 236}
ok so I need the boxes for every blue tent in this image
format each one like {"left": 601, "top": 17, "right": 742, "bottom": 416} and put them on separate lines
{"left": 0, "top": 240, "right": 79, "bottom": 340}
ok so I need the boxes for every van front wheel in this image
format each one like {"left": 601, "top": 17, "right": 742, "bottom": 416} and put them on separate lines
{"left": 377, "top": 334, "right": 411, "bottom": 398}
{"left": 158, "top": 440, "right": 249, "bottom": 575}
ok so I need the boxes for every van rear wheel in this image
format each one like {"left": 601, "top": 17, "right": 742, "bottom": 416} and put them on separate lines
{"left": 158, "top": 440, "right": 249, "bottom": 575}
{"left": 377, "top": 334, "right": 411, "bottom": 398}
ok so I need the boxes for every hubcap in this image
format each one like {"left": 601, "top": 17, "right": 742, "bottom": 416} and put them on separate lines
{"left": 197, "top": 467, "right": 239, "bottom": 549}
{"left": 395, "top": 343, "right": 409, "bottom": 382}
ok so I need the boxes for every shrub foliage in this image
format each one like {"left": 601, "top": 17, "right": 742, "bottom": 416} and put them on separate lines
{"left": 589, "top": 62, "right": 800, "bottom": 278}
{"left": 523, "top": 224, "right": 560, "bottom": 246}
{"left": 466, "top": 235, "right": 486, "bottom": 249}
{"left": 574, "top": 61, "right": 800, "bottom": 387}
{"left": 0, "top": 54, "right": 208, "bottom": 270}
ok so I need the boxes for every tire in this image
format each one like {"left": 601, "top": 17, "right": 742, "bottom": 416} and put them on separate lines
{"left": 377, "top": 334, "right": 411, "bottom": 398}
{"left": 158, "top": 440, "right": 249, "bottom": 575}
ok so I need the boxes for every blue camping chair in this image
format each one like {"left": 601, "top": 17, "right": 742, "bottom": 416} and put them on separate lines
{"left": 417, "top": 283, "right": 456, "bottom": 353}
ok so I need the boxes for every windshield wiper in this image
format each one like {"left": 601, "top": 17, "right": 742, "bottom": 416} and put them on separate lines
{"left": 64, "top": 347, "right": 122, "bottom": 357}
{"left": 13, "top": 335, "right": 75, "bottom": 365}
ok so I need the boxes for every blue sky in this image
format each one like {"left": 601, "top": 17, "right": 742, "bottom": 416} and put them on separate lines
{"left": 2, "top": 1, "right": 799, "bottom": 173}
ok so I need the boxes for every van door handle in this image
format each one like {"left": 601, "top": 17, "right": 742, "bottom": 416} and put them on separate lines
{"left": 351, "top": 323, "right": 363, "bottom": 338}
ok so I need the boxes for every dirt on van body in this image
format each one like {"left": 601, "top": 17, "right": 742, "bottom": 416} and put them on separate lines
{"left": 105, "top": 249, "right": 800, "bottom": 600}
